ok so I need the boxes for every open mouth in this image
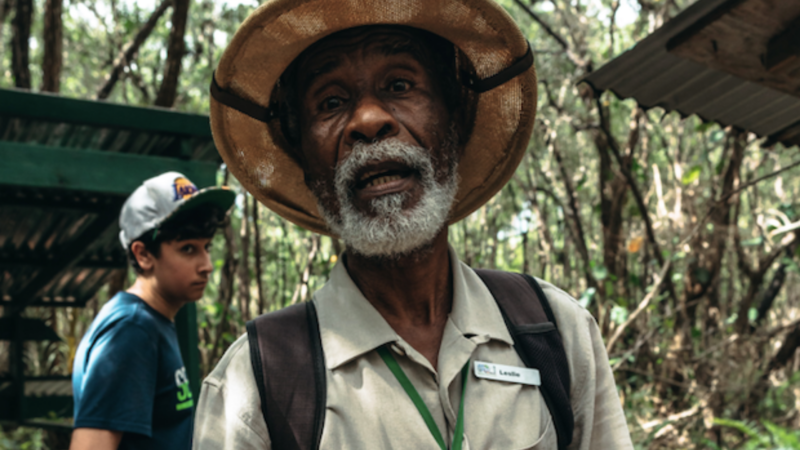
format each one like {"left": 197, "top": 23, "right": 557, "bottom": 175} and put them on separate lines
{"left": 353, "top": 162, "right": 416, "bottom": 191}
{"left": 356, "top": 169, "right": 414, "bottom": 189}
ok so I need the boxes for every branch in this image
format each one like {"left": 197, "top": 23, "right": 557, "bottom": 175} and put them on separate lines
{"left": 96, "top": 0, "right": 171, "bottom": 100}
{"left": 154, "top": 0, "right": 189, "bottom": 107}
{"left": 681, "top": 158, "right": 800, "bottom": 248}
{"left": 606, "top": 260, "right": 671, "bottom": 352}
{"left": 512, "top": 0, "right": 586, "bottom": 68}
{"left": 550, "top": 135, "right": 596, "bottom": 291}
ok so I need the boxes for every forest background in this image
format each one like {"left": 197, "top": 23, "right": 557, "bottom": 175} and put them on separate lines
{"left": 1, "top": 0, "right": 799, "bottom": 448}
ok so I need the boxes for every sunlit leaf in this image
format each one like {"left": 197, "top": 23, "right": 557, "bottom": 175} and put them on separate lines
{"left": 681, "top": 165, "right": 702, "bottom": 185}
{"left": 627, "top": 236, "right": 644, "bottom": 253}
{"left": 610, "top": 305, "right": 628, "bottom": 325}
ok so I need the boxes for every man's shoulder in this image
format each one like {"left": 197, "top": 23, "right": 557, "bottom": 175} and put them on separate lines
{"left": 205, "top": 333, "right": 254, "bottom": 389}
{"left": 534, "top": 278, "right": 594, "bottom": 324}
{"left": 533, "top": 278, "right": 602, "bottom": 363}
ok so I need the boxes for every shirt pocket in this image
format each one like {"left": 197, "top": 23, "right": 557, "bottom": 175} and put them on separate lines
{"left": 516, "top": 413, "right": 557, "bottom": 450}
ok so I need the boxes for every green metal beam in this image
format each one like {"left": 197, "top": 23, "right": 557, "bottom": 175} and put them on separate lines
{"left": 175, "top": 303, "right": 201, "bottom": 402}
{"left": 0, "top": 142, "right": 219, "bottom": 194}
{"left": 0, "top": 88, "right": 212, "bottom": 138}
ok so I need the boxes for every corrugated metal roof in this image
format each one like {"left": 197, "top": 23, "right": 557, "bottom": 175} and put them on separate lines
{"left": 0, "top": 88, "right": 221, "bottom": 310}
{"left": 582, "top": 0, "right": 800, "bottom": 149}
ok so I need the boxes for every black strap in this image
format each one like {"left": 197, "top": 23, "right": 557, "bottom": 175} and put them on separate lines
{"left": 210, "top": 42, "right": 534, "bottom": 123}
{"left": 474, "top": 269, "right": 574, "bottom": 450}
{"left": 246, "top": 301, "right": 326, "bottom": 450}
{"left": 461, "top": 42, "right": 534, "bottom": 93}
{"left": 210, "top": 73, "right": 281, "bottom": 123}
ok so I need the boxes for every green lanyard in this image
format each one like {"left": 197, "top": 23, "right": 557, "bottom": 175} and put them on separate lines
{"left": 377, "top": 346, "right": 469, "bottom": 450}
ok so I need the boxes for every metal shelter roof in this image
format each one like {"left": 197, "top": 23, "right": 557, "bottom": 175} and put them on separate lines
{"left": 0, "top": 88, "right": 221, "bottom": 313}
{"left": 0, "top": 87, "right": 218, "bottom": 423}
{"left": 582, "top": 0, "right": 800, "bottom": 149}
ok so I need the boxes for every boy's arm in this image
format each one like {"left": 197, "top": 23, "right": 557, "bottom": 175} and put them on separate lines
{"left": 69, "top": 428, "right": 122, "bottom": 450}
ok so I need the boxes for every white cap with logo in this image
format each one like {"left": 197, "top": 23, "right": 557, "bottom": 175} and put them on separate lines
{"left": 119, "top": 171, "right": 236, "bottom": 249}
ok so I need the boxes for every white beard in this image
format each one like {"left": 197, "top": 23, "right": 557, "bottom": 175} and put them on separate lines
{"left": 316, "top": 138, "right": 459, "bottom": 258}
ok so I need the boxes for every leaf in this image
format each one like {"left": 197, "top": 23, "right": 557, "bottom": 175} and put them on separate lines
{"left": 693, "top": 268, "right": 712, "bottom": 285}
{"left": 575, "top": 172, "right": 588, "bottom": 191}
{"left": 627, "top": 236, "right": 644, "bottom": 253}
{"left": 741, "top": 236, "right": 764, "bottom": 247}
{"left": 682, "top": 165, "right": 702, "bottom": 185}
{"left": 712, "top": 418, "right": 759, "bottom": 439}
{"left": 610, "top": 305, "right": 628, "bottom": 325}
{"left": 578, "top": 287, "right": 596, "bottom": 308}
{"left": 695, "top": 121, "right": 715, "bottom": 132}
{"left": 710, "top": 130, "right": 725, "bottom": 143}
{"left": 592, "top": 264, "right": 608, "bottom": 281}
{"left": 763, "top": 420, "right": 800, "bottom": 447}
{"left": 748, "top": 307, "right": 758, "bottom": 323}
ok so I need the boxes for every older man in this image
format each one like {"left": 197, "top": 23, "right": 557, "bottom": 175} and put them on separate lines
{"left": 194, "top": 1, "right": 633, "bottom": 449}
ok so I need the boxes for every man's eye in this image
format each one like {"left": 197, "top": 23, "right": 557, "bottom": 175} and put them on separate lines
{"left": 321, "top": 96, "right": 344, "bottom": 111}
{"left": 388, "top": 80, "right": 410, "bottom": 93}
{"left": 181, "top": 245, "right": 195, "bottom": 254}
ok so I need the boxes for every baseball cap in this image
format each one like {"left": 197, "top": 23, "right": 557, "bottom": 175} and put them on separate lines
{"left": 119, "top": 171, "right": 236, "bottom": 248}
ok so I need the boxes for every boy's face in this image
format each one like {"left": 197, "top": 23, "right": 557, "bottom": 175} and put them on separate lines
{"left": 150, "top": 237, "right": 214, "bottom": 303}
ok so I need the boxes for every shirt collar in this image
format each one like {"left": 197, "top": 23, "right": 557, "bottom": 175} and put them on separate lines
{"left": 314, "top": 245, "right": 513, "bottom": 370}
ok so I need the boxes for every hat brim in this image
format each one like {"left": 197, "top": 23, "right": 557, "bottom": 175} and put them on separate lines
{"left": 211, "top": 0, "right": 537, "bottom": 236}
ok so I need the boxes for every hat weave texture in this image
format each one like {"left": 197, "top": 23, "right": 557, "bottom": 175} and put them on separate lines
{"left": 211, "top": 0, "right": 538, "bottom": 235}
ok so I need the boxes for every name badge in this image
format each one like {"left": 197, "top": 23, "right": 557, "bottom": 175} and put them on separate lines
{"left": 473, "top": 361, "right": 541, "bottom": 386}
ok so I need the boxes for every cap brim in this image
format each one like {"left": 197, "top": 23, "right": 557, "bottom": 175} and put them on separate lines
{"left": 161, "top": 186, "right": 237, "bottom": 226}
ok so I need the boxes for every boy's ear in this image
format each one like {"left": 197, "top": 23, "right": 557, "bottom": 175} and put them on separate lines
{"left": 131, "top": 241, "right": 156, "bottom": 272}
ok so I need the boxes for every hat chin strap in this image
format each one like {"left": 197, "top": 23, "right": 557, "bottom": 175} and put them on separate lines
{"left": 210, "top": 42, "right": 533, "bottom": 124}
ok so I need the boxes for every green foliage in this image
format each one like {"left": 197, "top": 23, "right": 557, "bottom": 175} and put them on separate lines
{"left": 0, "top": 427, "right": 46, "bottom": 450}
{"left": 708, "top": 418, "right": 800, "bottom": 450}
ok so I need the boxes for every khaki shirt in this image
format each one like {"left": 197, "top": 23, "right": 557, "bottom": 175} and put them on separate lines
{"left": 193, "top": 248, "right": 632, "bottom": 449}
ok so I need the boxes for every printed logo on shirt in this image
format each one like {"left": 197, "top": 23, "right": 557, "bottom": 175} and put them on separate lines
{"left": 175, "top": 367, "right": 194, "bottom": 411}
{"left": 173, "top": 177, "right": 198, "bottom": 201}
{"left": 476, "top": 362, "right": 496, "bottom": 376}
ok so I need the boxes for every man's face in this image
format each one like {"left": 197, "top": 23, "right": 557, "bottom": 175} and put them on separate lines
{"left": 293, "top": 28, "right": 461, "bottom": 257}
{"left": 151, "top": 238, "right": 213, "bottom": 303}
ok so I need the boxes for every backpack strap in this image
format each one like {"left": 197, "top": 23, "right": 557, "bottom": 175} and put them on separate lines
{"left": 246, "top": 301, "right": 326, "bottom": 450}
{"left": 474, "top": 269, "right": 574, "bottom": 450}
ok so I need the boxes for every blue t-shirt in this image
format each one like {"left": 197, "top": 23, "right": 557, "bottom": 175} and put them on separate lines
{"left": 72, "top": 292, "right": 194, "bottom": 450}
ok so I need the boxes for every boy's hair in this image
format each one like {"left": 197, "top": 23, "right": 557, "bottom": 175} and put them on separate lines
{"left": 127, "top": 206, "right": 228, "bottom": 274}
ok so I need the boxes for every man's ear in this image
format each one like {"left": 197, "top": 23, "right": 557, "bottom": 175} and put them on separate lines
{"left": 130, "top": 241, "right": 156, "bottom": 272}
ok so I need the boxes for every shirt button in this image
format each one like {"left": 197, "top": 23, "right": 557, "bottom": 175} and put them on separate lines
{"left": 390, "top": 343, "right": 406, "bottom": 356}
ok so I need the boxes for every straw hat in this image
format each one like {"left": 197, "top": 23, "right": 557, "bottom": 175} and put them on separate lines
{"left": 210, "top": 0, "right": 537, "bottom": 236}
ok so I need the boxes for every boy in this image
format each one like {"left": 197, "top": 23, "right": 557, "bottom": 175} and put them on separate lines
{"left": 70, "top": 172, "right": 234, "bottom": 450}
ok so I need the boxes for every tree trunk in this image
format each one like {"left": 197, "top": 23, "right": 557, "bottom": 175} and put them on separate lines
{"left": 238, "top": 195, "right": 251, "bottom": 323}
{"left": 107, "top": 269, "right": 128, "bottom": 297}
{"left": 0, "top": 0, "right": 14, "bottom": 75}
{"left": 154, "top": 0, "right": 190, "bottom": 107}
{"left": 40, "top": 0, "right": 63, "bottom": 92}
{"left": 11, "top": 0, "right": 32, "bottom": 89}
{"left": 252, "top": 200, "right": 267, "bottom": 315}
{"left": 209, "top": 169, "right": 238, "bottom": 363}
{"left": 96, "top": 0, "right": 171, "bottom": 100}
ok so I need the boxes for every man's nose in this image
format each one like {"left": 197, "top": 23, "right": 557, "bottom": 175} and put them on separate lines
{"left": 344, "top": 97, "right": 399, "bottom": 145}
